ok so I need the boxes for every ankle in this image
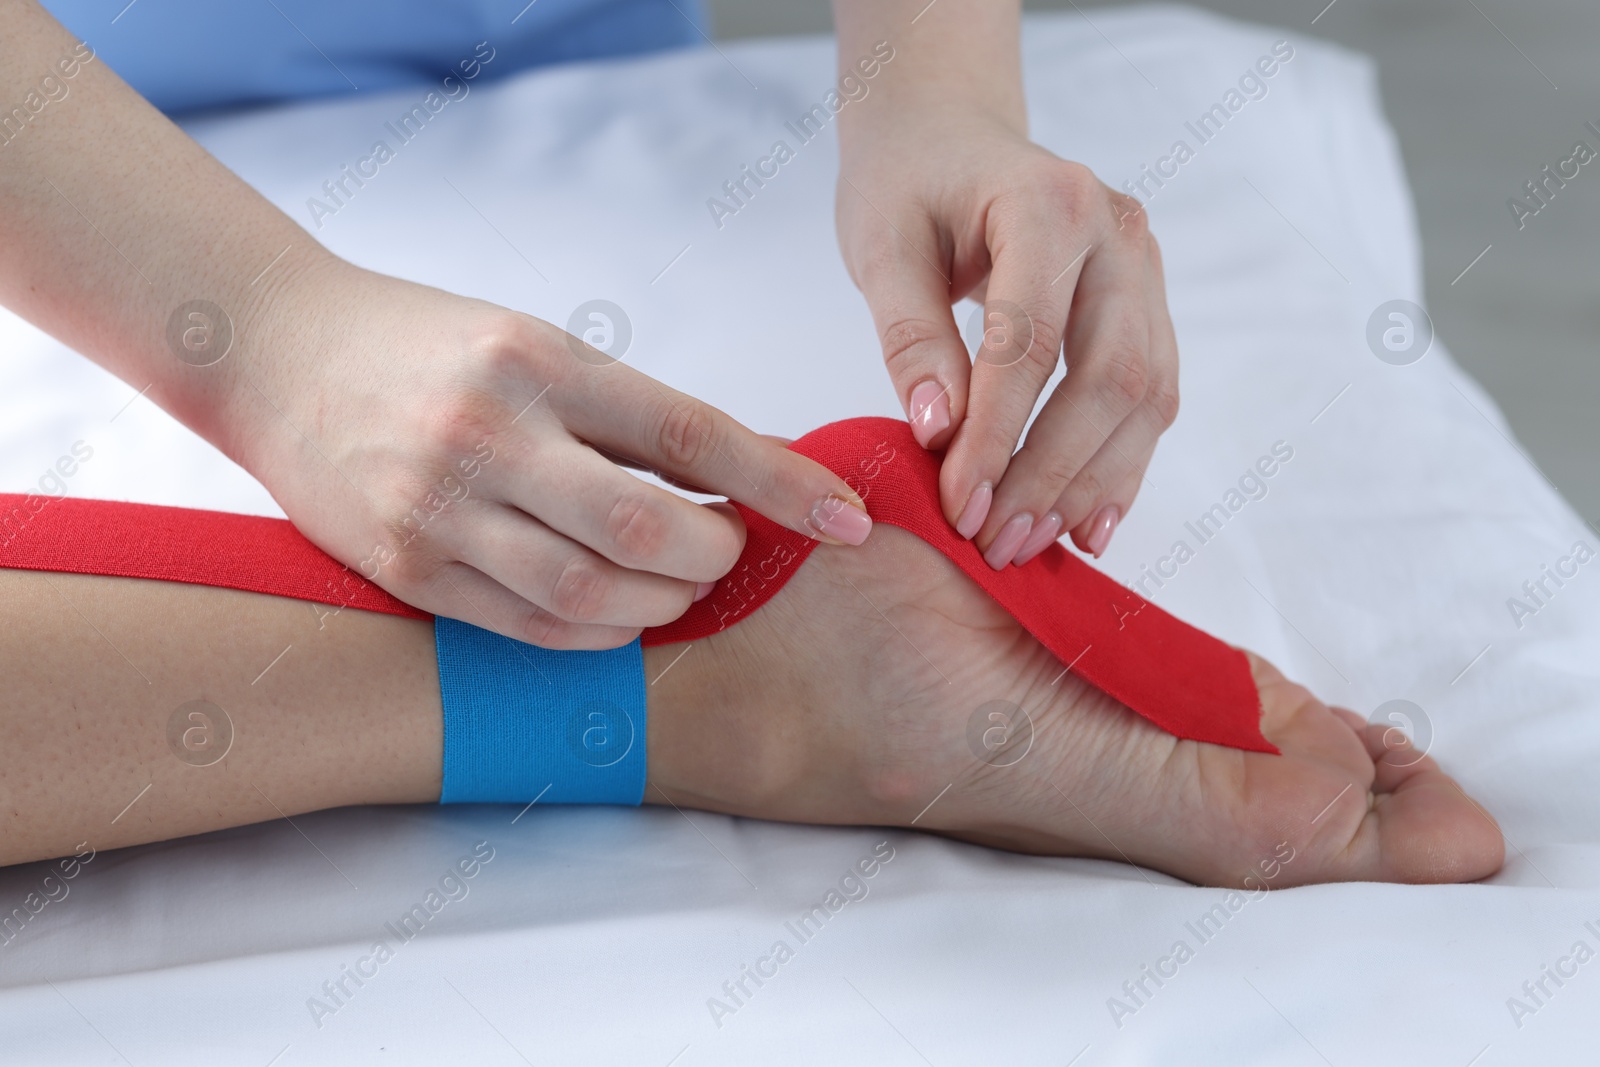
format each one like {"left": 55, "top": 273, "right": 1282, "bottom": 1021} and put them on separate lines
{"left": 642, "top": 640, "right": 816, "bottom": 814}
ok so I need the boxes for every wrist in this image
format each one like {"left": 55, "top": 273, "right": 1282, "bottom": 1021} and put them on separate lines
{"left": 196, "top": 246, "right": 352, "bottom": 476}
{"left": 833, "top": 0, "right": 1026, "bottom": 158}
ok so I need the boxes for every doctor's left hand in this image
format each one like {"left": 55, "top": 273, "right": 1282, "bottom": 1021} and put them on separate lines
{"left": 832, "top": 0, "right": 1181, "bottom": 569}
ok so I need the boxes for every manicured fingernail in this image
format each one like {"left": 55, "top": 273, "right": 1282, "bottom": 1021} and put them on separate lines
{"left": 1086, "top": 505, "right": 1120, "bottom": 558}
{"left": 808, "top": 495, "right": 873, "bottom": 546}
{"left": 1011, "top": 511, "right": 1064, "bottom": 567}
{"left": 907, "top": 380, "right": 950, "bottom": 448}
{"left": 693, "top": 581, "right": 716, "bottom": 602}
{"left": 984, "top": 513, "right": 1034, "bottom": 570}
{"left": 955, "top": 482, "right": 992, "bottom": 540}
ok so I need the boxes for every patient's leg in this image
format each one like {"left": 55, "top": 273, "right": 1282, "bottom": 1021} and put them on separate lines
{"left": 0, "top": 567, "right": 444, "bottom": 866}
{"left": 0, "top": 526, "right": 1504, "bottom": 886}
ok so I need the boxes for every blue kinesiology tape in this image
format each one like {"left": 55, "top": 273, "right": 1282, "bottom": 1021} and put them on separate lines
{"left": 434, "top": 617, "right": 647, "bottom": 805}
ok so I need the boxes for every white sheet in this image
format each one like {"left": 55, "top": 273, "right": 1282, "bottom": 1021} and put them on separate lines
{"left": 3, "top": 6, "right": 1596, "bottom": 1063}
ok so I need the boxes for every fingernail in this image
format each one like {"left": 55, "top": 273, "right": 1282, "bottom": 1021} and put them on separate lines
{"left": 955, "top": 482, "right": 992, "bottom": 540}
{"left": 1086, "top": 505, "right": 1121, "bottom": 558}
{"left": 693, "top": 581, "right": 715, "bottom": 602}
{"left": 984, "top": 513, "right": 1034, "bottom": 570}
{"left": 907, "top": 380, "right": 950, "bottom": 448}
{"left": 1011, "top": 511, "right": 1064, "bottom": 567}
{"left": 809, "top": 495, "right": 873, "bottom": 546}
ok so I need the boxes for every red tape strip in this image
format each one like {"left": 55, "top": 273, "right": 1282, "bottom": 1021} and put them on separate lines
{"left": 0, "top": 416, "right": 1271, "bottom": 753}
{"left": 653, "top": 418, "right": 1271, "bottom": 753}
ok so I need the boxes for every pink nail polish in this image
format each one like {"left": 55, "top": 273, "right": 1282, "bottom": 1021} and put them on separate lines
{"left": 955, "top": 482, "right": 993, "bottom": 540}
{"left": 984, "top": 513, "right": 1034, "bottom": 570}
{"left": 1011, "top": 511, "right": 1064, "bottom": 567}
{"left": 1085, "top": 505, "right": 1120, "bottom": 558}
{"left": 693, "top": 581, "right": 716, "bottom": 602}
{"left": 808, "top": 495, "right": 873, "bottom": 546}
{"left": 908, "top": 380, "right": 950, "bottom": 448}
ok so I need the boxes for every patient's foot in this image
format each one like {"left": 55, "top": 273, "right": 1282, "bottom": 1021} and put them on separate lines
{"left": 647, "top": 526, "right": 1504, "bottom": 887}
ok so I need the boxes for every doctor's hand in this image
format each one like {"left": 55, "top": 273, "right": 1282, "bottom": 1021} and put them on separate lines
{"left": 229, "top": 258, "right": 873, "bottom": 649}
{"left": 0, "top": 0, "right": 870, "bottom": 651}
{"left": 833, "top": 0, "right": 1180, "bottom": 569}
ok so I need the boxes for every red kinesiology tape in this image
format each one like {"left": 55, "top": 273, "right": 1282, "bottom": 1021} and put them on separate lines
{"left": 0, "top": 416, "right": 1271, "bottom": 753}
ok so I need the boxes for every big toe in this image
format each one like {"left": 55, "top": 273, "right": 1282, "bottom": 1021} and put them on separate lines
{"left": 1350, "top": 722, "right": 1505, "bottom": 884}
{"left": 1255, "top": 690, "right": 1505, "bottom": 886}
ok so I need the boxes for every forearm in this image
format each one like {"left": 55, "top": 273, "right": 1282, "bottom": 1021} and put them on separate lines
{"left": 0, "top": 563, "right": 721, "bottom": 868}
{"left": 831, "top": 0, "right": 1025, "bottom": 159}
{"left": 0, "top": 0, "right": 334, "bottom": 459}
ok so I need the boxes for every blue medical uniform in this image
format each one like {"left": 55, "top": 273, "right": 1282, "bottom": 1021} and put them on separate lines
{"left": 41, "top": 0, "right": 708, "bottom": 113}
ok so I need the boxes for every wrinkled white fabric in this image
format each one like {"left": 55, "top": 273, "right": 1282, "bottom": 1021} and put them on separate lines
{"left": 0, "top": 7, "right": 1592, "bottom": 1063}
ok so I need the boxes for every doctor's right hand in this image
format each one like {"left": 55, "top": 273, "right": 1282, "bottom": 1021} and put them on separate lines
{"left": 219, "top": 257, "right": 873, "bottom": 649}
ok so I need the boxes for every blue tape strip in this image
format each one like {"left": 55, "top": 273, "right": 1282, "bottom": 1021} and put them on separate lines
{"left": 434, "top": 617, "right": 647, "bottom": 805}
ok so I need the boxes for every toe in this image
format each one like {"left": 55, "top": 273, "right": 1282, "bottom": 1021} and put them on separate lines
{"left": 1358, "top": 722, "right": 1503, "bottom": 882}
{"left": 1238, "top": 655, "right": 1505, "bottom": 887}
{"left": 1300, "top": 721, "right": 1504, "bottom": 884}
{"left": 1330, "top": 705, "right": 1367, "bottom": 733}
{"left": 1355, "top": 720, "right": 1438, "bottom": 793}
{"left": 1366, "top": 771, "right": 1506, "bottom": 883}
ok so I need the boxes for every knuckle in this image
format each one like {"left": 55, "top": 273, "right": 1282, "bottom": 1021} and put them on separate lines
{"left": 1011, "top": 438, "right": 1081, "bottom": 499}
{"left": 968, "top": 418, "right": 1021, "bottom": 471}
{"left": 879, "top": 317, "right": 950, "bottom": 376}
{"left": 549, "top": 555, "right": 613, "bottom": 623}
{"left": 429, "top": 386, "right": 508, "bottom": 457}
{"left": 383, "top": 540, "right": 441, "bottom": 590}
{"left": 652, "top": 396, "right": 718, "bottom": 471}
{"left": 1111, "top": 193, "right": 1149, "bottom": 235}
{"left": 1034, "top": 161, "right": 1100, "bottom": 222}
{"left": 1058, "top": 470, "right": 1112, "bottom": 525}
{"left": 518, "top": 605, "right": 571, "bottom": 648}
{"left": 1034, "top": 451, "right": 1087, "bottom": 496}
{"left": 1146, "top": 375, "right": 1181, "bottom": 426}
{"left": 1019, "top": 314, "right": 1065, "bottom": 372}
{"left": 1069, "top": 467, "right": 1110, "bottom": 506}
{"left": 1093, "top": 343, "right": 1150, "bottom": 408}
{"left": 603, "top": 492, "right": 671, "bottom": 566}
{"left": 457, "top": 310, "right": 569, "bottom": 422}
{"left": 1039, "top": 158, "right": 1095, "bottom": 198}
{"left": 467, "top": 310, "right": 542, "bottom": 373}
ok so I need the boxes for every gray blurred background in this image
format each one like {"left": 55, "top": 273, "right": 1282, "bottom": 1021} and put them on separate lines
{"left": 706, "top": 0, "right": 1600, "bottom": 523}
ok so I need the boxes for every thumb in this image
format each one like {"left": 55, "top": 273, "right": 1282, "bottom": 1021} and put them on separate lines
{"left": 857, "top": 249, "right": 972, "bottom": 454}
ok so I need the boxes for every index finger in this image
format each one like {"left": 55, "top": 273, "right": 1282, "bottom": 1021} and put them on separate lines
{"left": 560, "top": 368, "right": 874, "bottom": 546}
{"left": 942, "top": 193, "right": 1082, "bottom": 547}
